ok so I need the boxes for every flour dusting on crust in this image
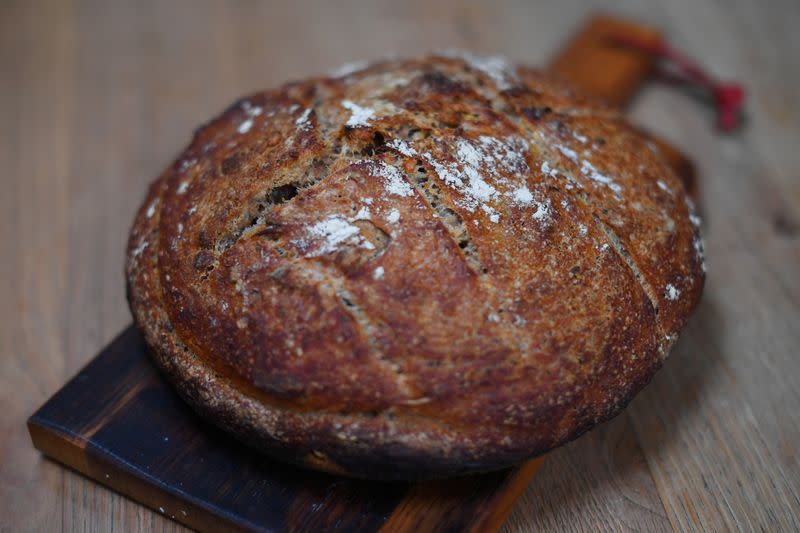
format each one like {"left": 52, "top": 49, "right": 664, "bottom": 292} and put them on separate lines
{"left": 295, "top": 215, "right": 373, "bottom": 256}
{"left": 440, "top": 50, "right": 519, "bottom": 90}
{"left": 342, "top": 100, "right": 375, "bottom": 127}
{"left": 391, "top": 134, "right": 532, "bottom": 222}
{"left": 555, "top": 143, "right": 622, "bottom": 193}
{"left": 369, "top": 160, "right": 414, "bottom": 197}
{"left": 295, "top": 108, "right": 313, "bottom": 131}
{"left": 665, "top": 283, "right": 680, "bottom": 301}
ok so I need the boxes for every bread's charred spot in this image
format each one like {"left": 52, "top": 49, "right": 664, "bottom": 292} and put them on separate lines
{"left": 418, "top": 70, "right": 470, "bottom": 95}
{"left": 388, "top": 70, "right": 488, "bottom": 119}
{"left": 522, "top": 106, "right": 553, "bottom": 121}
{"left": 371, "top": 130, "right": 386, "bottom": 149}
{"left": 221, "top": 153, "right": 243, "bottom": 175}
{"left": 193, "top": 250, "right": 216, "bottom": 272}
{"left": 269, "top": 182, "right": 300, "bottom": 204}
{"left": 197, "top": 230, "right": 214, "bottom": 249}
{"left": 502, "top": 86, "right": 533, "bottom": 99}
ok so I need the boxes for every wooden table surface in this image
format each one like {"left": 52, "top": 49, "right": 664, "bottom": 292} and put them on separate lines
{"left": 2, "top": 1, "right": 799, "bottom": 531}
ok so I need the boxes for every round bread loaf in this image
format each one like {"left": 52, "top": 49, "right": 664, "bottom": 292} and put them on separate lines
{"left": 126, "top": 54, "right": 704, "bottom": 480}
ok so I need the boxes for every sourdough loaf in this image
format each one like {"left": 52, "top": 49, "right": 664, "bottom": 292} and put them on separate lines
{"left": 126, "top": 54, "right": 704, "bottom": 479}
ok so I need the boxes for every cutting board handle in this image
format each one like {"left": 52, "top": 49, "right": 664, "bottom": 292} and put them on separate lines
{"left": 549, "top": 14, "right": 661, "bottom": 107}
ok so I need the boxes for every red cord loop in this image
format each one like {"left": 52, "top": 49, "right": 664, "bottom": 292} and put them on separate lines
{"left": 611, "top": 34, "right": 745, "bottom": 132}
{"left": 712, "top": 84, "right": 745, "bottom": 131}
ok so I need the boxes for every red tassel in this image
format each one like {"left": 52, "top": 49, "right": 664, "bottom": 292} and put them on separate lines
{"left": 610, "top": 34, "right": 745, "bottom": 132}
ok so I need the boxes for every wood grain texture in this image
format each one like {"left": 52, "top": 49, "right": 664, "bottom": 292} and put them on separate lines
{"left": 2, "top": 1, "right": 799, "bottom": 532}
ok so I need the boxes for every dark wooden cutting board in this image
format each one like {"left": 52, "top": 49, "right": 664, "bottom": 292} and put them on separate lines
{"left": 28, "top": 15, "right": 691, "bottom": 533}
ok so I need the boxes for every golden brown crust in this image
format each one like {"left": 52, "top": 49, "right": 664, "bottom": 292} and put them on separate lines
{"left": 125, "top": 54, "right": 704, "bottom": 479}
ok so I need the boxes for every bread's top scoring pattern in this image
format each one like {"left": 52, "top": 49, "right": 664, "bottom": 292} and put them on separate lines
{"left": 126, "top": 54, "right": 704, "bottom": 478}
